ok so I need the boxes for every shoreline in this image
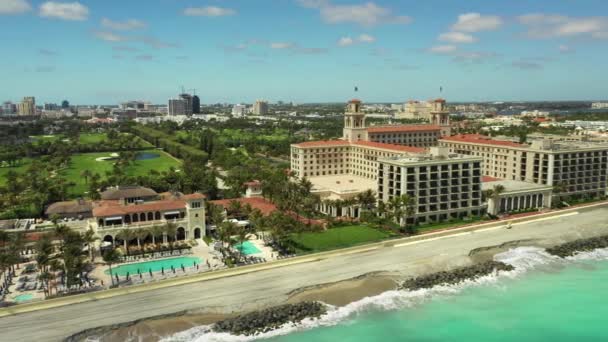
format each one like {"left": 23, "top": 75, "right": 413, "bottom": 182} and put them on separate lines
{"left": 70, "top": 237, "right": 584, "bottom": 342}
{"left": 3, "top": 205, "right": 607, "bottom": 342}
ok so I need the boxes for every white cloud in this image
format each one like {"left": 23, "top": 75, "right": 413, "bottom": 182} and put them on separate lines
{"left": 428, "top": 45, "right": 457, "bottom": 54}
{"left": 184, "top": 6, "right": 236, "bottom": 17}
{"left": 438, "top": 31, "right": 477, "bottom": 43}
{"left": 358, "top": 34, "right": 375, "bottom": 43}
{"left": 0, "top": 0, "right": 31, "bottom": 14}
{"left": 452, "top": 13, "right": 502, "bottom": 32}
{"left": 518, "top": 14, "right": 608, "bottom": 39}
{"left": 101, "top": 18, "right": 147, "bottom": 31}
{"left": 94, "top": 31, "right": 129, "bottom": 42}
{"left": 39, "top": 1, "right": 88, "bottom": 21}
{"left": 337, "top": 34, "right": 375, "bottom": 47}
{"left": 299, "top": 0, "right": 411, "bottom": 27}
{"left": 270, "top": 42, "right": 294, "bottom": 49}
{"left": 338, "top": 36, "right": 354, "bottom": 46}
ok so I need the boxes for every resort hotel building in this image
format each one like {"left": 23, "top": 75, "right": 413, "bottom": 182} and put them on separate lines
{"left": 45, "top": 186, "right": 206, "bottom": 245}
{"left": 439, "top": 134, "right": 608, "bottom": 199}
{"left": 290, "top": 99, "right": 452, "bottom": 218}
{"left": 377, "top": 147, "right": 486, "bottom": 224}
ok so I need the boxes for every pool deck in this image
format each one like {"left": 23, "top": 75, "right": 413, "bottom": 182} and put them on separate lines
{"left": 89, "top": 240, "right": 226, "bottom": 287}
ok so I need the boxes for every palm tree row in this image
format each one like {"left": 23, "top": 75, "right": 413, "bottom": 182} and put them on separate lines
{"left": 115, "top": 222, "right": 181, "bottom": 256}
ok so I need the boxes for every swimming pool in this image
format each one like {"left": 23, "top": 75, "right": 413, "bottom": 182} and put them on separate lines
{"left": 136, "top": 152, "right": 160, "bottom": 160}
{"left": 234, "top": 241, "right": 262, "bottom": 255}
{"left": 13, "top": 294, "right": 34, "bottom": 303}
{"left": 106, "top": 256, "right": 202, "bottom": 277}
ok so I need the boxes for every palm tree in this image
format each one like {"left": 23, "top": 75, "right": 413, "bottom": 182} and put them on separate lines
{"left": 228, "top": 200, "right": 243, "bottom": 219}
{"left": 218, "top": 221, "right": 237, "bottom": 258}
{"left": 493, "top": 184, "right": 506, "bottom": 197}
{"left": 149, "top": 225, "right": 164, "bottom": 247}
{"left": 356, "top": 189, "right": 376, "bottom": 211}
{"left": 164, "top": 222, "right": 177, "bottom": 250}
{"left": 102, "top": 249, "right": 121, "bottom": 286}
{"left": 117, "top": 229, "right": 135, "bottom": 256}
{"left": 38, "top": 271, "right": 52, "bottom": 298}
{"left": 134, "top": 228, "right": 149, "bottom": 251}
{"left": 207, "top": 203, "right": 225, "bottom": 228}
{"left": 82, "top": 229, "right": 98, "bottom": 261}
{"left": 80, "top": 169, "right": 92, "bottom": 184}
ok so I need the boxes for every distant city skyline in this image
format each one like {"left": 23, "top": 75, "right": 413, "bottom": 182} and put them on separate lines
{"left": 1, "top": 0, "right": 608, "bottom": 104}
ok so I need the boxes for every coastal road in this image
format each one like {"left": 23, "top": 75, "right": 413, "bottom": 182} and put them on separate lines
{"left": 2, "top": 205, "right": 608, "bottom": 341}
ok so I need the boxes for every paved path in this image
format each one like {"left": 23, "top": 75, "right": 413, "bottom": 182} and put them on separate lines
{"left": 2, "top": 205, "right": 608, "bottom": 341}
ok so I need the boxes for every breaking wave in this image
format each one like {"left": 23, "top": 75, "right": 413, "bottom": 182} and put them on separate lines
{"left": 161, "top": 246, "right": 608, "bottom": 342}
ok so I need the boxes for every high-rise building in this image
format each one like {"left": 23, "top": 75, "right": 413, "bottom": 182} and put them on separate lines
{"left": 18, "top": 97, "right": 36, "bottom": 115}
{"left": 192, "top": 95, "right": 200, "bottom": 114}
{"left": 253, "top": 100, "right": 269, "bottom": 115}
{"left": 2, "top": 102, "right": 16, "bottom": 114}
{"left": 168, "top": 98, "right": 187, "bottom": 116}
{"left": 179, "top": 93, "right": 193, "bottom": 116}
{"left": 44, "top": 103, "right": 59, "bottom": 111}
{"left": 232, "top": 104, "right": 248, "bottom": 117}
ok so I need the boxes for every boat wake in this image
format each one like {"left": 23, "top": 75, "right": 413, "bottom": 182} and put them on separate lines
{"left": 161, "top": 246, "right": 608, "bottom": 342}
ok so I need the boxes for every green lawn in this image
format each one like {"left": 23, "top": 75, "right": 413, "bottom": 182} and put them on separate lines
{"left": 1, "top": 149, "right": 179, "bottom": 193}
{"left": 290, "top": 225, "right": 393, "bottom": 253}
{"left": 416, "top": 217, "right": 487, "bottom": 233}
{"left": 62, "top": 150, "right": 181, "bottom": 196}
{"left": 78, "top": 133, "right": 107, "bottom": 144}
{"left": 0, "top": 158, "right": 33, "bottom": 186}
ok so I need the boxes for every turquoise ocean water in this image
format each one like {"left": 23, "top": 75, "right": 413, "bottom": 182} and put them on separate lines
{"left": 163, "top": 247, "right": 608, "bottom": 342}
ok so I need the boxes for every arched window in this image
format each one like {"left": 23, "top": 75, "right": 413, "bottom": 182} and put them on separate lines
{"left": 155, "top": 211, "right": 161, "bottom": 220}
{"left": 140, "top": 213, "right": 146, "bottom": 221}
{"left": 133, "top": 214, "right": 139, "bottom": 222}
{"left": 147, "top": 212, "right": 153, "bottom": 221}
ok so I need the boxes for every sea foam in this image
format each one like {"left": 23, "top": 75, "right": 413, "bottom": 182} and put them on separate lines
{"left": 161, "top": 246, "right": 608, "bottom": 342}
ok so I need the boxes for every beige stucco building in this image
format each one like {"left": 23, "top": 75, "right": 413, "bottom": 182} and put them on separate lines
{"left": 377, "top": 147, "right": 486, "bottom": 225}
{"left": 482, "top": 177, "right": 553, "bottom": 215}
{"left": 439, "top": 134, "right": 608, "bottom": 199}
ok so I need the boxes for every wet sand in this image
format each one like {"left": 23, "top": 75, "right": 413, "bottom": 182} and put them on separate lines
{"left": 82, "top": 313, "right": 229, "bottom": 342}
{"left": 286, "top": 273, "right": 398, "bottom": 306}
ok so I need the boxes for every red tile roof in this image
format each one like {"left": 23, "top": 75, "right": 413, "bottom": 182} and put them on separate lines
{"left": 349, "top": 99, "right": 362, "bottom": 103}
{"left": 367, "top": 124, "right": 441, "bottom": 133}
{"left": 209, "top": 197, "right": 278, "bottom": 216}
{"left": 482, "top": 176, "right": 502, "bottom": 183}
{"left": 440, "top": 134, "right": 524, "bottom": 148}
{"left": 293, "top": 140, "right": 351, "bottom": 148}
{"left": 352, "top": 141, "right": 426, "bottom": 153}
{"left": 93, "top": 200, "right": 187, "bottom": 217}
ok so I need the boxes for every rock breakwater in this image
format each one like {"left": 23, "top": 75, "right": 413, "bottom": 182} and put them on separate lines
{"left": 546, "top": 235, "right": 608, "bottom": 258}
{"left": 213, "top": 302, "right": 326, "bottom": 336}
{"left": 400, "top": 261, "right": 515, "bottom": 291}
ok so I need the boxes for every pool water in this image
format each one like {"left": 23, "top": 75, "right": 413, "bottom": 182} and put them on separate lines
{"left": 106, "top": 256, "right": 201, "bottom": 276}
{"left": 13, "top": 294, "right": 34, "bottom": 303}
{"left": 234, "top": 241, "right": 262, "bottom": 255}
{"left": 136, "top": 152, "right": 160, "bottom": 160}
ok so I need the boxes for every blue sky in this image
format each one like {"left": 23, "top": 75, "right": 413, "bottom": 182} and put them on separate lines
{"left": 1, "top": 0, "right": 608, "bottom": 104}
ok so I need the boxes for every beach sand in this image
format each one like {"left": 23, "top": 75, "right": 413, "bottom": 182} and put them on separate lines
{"left": 89, "top": 313, "right": 229, "bottom": 342}
{"left": 68, "top": 209, "right": 608, "bottom": 342}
